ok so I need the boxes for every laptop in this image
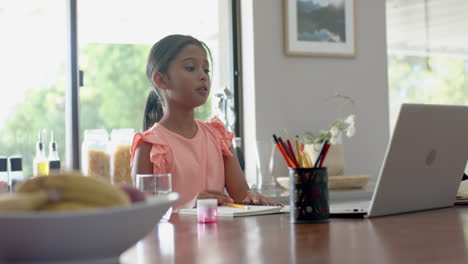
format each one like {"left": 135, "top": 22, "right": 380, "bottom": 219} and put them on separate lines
{"left": 330, "top": 103, "right": 468, "bottom": 218}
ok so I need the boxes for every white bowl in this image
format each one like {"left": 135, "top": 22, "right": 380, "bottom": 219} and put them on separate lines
{"left": 0, "top": 192, "right": 179, "bottom": 264}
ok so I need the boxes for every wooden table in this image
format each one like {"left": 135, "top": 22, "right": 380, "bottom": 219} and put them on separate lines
{"left": 120, "top": 206, "right": 468, "bottom": 264}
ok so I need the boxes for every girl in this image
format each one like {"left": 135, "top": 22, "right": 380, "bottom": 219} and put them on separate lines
{"left": 131, "top": 34, "right": 280, "bottom": 209}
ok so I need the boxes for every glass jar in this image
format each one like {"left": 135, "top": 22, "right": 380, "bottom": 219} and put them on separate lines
{"left": 109, "top": 128, "right": 135, "bottom": 185}
{"left": 81, "top": 129, "right": 110, "bottom": 182}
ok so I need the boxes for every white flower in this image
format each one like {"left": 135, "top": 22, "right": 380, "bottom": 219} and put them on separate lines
{"left": 346, "top": 125, "right": 356, "bottom": 137}
{"left": 302, "top": 95, "right": 357, "bottom": 145}
{"left": 330, "top": 126, "right": 340, "bottom": 137}
{"left": 345, "top": 114, "right": 355, "bottom": 125}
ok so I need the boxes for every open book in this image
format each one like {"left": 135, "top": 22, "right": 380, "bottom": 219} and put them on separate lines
{"left": 178, "top": 205, "right": 288, "bottom": 218}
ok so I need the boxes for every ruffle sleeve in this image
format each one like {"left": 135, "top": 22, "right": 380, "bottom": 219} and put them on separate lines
{"left": 130, "top": 130, "right": 171, "bottom": 173}
{"left": 206, "top": 116, "right": 234, "bottom": 157}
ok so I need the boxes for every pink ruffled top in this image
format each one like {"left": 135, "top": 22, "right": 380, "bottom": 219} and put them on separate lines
{"left": 130, "top": 116, "right": 234, "bottom": 209}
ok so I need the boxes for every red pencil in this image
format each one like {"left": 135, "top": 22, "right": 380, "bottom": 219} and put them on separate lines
{"left": 278, "top": 137, "right": 292, "bottom": 159}
{"left": 314, "top": 140, "right": 329, "bottom": 168}
{"left": 273, "top": 135, "right": 295, "bottom": 168}
{"left": 318, "top": 143, "right": 331, "bottom": 168}
{"left": 286, "top": 139, "right": 300, "bottom": 168}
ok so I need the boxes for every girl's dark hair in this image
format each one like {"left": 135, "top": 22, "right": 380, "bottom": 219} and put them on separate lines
{"left": 143, "top": 34, "right": 212, "bottom": 131}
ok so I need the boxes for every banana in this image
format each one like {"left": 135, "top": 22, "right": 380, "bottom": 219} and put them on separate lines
{"left": 39, "top": 201, "right": 100, "bottom": 212}
{"left": 16, "top": 171, "right": 130, "bottom": 207}
{"left": 0, "top": 191, "right": 49, "bottom": 212}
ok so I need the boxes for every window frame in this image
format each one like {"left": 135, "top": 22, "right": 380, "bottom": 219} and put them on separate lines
{"left": 232, "top": 0, "right": 244, "bottom": 149}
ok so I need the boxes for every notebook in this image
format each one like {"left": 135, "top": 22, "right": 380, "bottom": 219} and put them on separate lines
{"left": 178, "top": 205, "right": 286, "bottom": 218}
{"left": 330, "top": 103, "right": 468, "bottom": 218}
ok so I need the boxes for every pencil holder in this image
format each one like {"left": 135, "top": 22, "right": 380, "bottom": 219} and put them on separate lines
{"left": 289, "top": 167, "right": 329, "bottom": 223}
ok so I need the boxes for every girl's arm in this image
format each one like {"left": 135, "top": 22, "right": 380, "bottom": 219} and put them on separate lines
{"left": 224, "top": 146, "right": 250, "bottom": 201}
{"left": 131, "top": 142, "right": 153, "bottom": 177}
{"left": 224, "top": 146, "right": 282, "bottom": 205}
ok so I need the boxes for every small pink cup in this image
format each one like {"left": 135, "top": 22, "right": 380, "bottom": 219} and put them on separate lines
{"left": 197, "top": 199, "right": 217, "bottom": 223}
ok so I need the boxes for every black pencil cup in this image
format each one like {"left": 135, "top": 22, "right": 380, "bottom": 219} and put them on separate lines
{"left": 289, "top": 167, "right": 329, "bottom": 223}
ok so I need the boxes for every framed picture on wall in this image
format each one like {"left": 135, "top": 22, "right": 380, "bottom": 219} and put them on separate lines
{"left": 283, "top": 0, "right": 356, "bottom": 57}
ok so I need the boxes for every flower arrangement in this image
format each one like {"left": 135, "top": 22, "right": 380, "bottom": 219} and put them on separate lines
{"left": 303, "top": 94, "right": 356, "bottom": 145}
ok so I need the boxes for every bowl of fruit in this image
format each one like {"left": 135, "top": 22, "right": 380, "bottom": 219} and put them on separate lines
{"left": 0, "top": 171, "right": 178, "bottom": 264}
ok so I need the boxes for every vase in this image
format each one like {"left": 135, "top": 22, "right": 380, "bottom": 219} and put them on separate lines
{"left": 304, "top": 143, "right": 345, "bottom": 176}
{"left": 254, "top": 139, "right": 286, "bottom": 196}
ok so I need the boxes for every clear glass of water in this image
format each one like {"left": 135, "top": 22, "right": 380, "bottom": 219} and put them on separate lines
{"left": 135, "top": 173, "right": 172, "bottom": 222}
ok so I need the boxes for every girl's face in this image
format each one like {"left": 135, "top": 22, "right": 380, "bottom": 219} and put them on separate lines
{"left": 162, "top": 44, "right": 211, "bottom": 110}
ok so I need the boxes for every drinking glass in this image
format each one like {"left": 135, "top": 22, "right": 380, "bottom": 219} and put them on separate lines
{"left": 135, "top": 173, "right": 172, "bottom": 221}
{"left": 255, "top": 139, "right": 282, "bottom": 196}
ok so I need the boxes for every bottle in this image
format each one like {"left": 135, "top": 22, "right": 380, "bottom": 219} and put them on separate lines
{"left": 33, "top": 130, "right": 49, "bottom": 176}
{"left": 0, "top": 156, "right": 8, "bottom": 193}
{"left": 48, "top": 130, "right": 60, "bottom": 172}
{"left": 8, "top": 155, "right": 23, "bottom": 191}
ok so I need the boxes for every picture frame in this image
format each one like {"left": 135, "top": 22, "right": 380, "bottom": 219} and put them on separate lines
{"left": 283, "top": 0, "right": 356, "bottom": 57}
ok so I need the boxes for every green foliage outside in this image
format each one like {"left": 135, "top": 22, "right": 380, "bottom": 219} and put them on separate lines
{"left": 79, "top": 44, "right": 150, "bottom": 133}
{"left": 0, "top": 82, "right": 66, "bottom": 177}
{"left": 388, "top": 55, "right": 468, "bottom": 129}
{"left": 0, "top": 43, "right": 212, "bottom": 177}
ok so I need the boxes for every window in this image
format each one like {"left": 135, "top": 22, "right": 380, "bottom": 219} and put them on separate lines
{"left": 386, "top": 0, "right": 468, "bottom": 129}
{"left": 0, "top": 1, "right": 68, "bottom": 176}
{"left": 0, "top": 0, "right": 237, "bottom": 174}
{"left": 77, "top": 0, "right": 235, "bottom": 135}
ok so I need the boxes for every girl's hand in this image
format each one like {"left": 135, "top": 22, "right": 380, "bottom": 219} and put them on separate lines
{"left": 196, "top": 190, "right": 234, "bottom": 205}
{"left": 241, "top": 190, "right": 284, "bottom": 206}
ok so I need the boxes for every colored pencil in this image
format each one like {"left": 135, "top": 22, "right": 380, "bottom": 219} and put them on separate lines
{"left": 272, "top": 135, "right": 295, "bottom": 168}
{"left": 294, "top": 136, "right": 303, "bottom": 167}
{"left": 314, "top": 140, "right": 329, "bottom": 168}
{"left": 278, "top": 136, "right": 300, "bottom": 168}
{"left": 318, "top": 143, "right": 331, "bottom": 168}
{"left": 286, "top": 139, "right": 300, "bottom": 168}
{"left": 278, "top": 137, "right": 293, "bottom": 160}
{"left": 302, "top": 152, "right": 312, "bottom": 168}
{"left": 224, "top": 202, "right": 249, "bottom": 209}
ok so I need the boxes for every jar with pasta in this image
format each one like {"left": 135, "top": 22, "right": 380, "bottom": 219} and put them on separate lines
{"left": 81, "top": 129, "right": 110, "bottom": 182}
{"left": 109, "top": 128, "right": 134, "bottom": 185}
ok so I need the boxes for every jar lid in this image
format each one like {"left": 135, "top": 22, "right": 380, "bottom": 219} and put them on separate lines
{"left": 110, "top": 128, "right": 135, "bottom": 143}
{"left": 197, "top": 199, "right": 217, "bottom": 209}
{"left": 84, "top": 128, "right": 109, "bottom": 138}
{"left": 84, "top": 129, "right": 109, "bottom": 141}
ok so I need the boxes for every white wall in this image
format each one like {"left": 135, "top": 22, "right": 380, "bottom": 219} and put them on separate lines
{"left": 242, "top": 0, "right": 390, "bottom": 187}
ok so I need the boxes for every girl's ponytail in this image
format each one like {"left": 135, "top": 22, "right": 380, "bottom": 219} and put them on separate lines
{"left": 143, "top": 89, "right": 164, "bottom": 131}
